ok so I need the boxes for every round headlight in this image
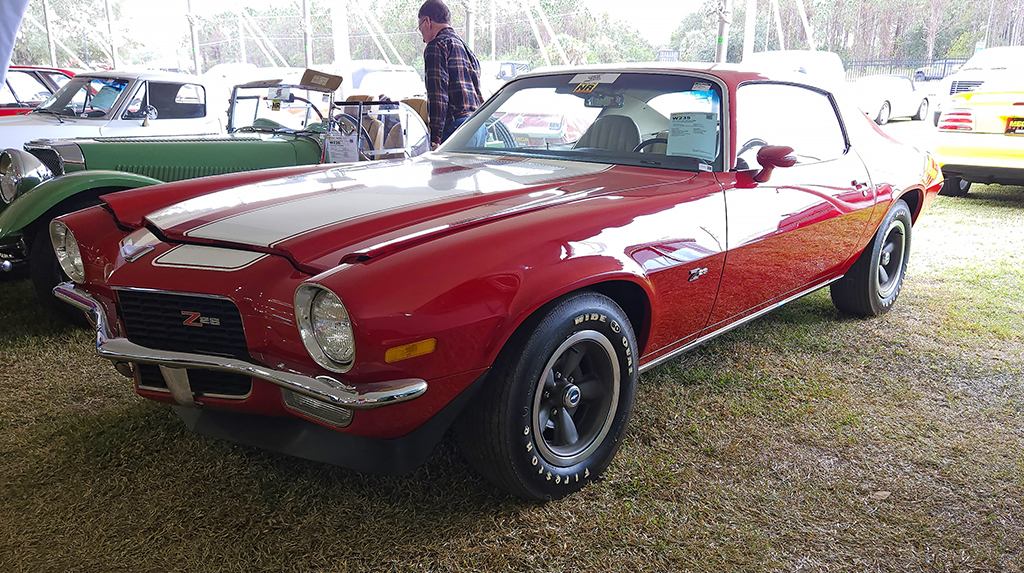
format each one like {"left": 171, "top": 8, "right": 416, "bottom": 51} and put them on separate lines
{"left": 295, "top": 284, "right": 355, "bottom": 372}
{"left": 312, "top": 290, "right": 354, "bottom": 363}
{"left": 0, "top": 149, "right": 53, "bottom": 204}
{"left": 49, "top": 220, "right": 85, "bottom": 283}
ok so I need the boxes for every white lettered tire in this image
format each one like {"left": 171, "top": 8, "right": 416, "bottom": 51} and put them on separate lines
{"left": 456, "top": 292, "right": 639, "bottom": 500}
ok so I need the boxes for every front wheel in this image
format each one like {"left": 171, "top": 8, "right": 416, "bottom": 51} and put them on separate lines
{"left": 456, "top": 292, "right": 638, "bottom": 500}
{"left": 939, "top": 176, "right": 971, "bottom": 196}
{"left": 29, "top": 226, "right": 88, "bottom": 325}
{"left": 830, "top": 200, "right": 912, "bottom": 317}
{"left": 875, "top": 101, "right": 891, "bottom": 125}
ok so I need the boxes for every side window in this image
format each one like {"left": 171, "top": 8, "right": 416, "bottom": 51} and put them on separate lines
{"left": 45, "top": 72, "right": 71, "bottom": 89}
{"left": 147, "top": 82, "right": 207, "bottom": 119}
{"left": 123, "top": 81, "right": 149, "bottom": 119}
{"left": 734, "top": 83, "right": 846, "bottom": 168}
{"left": 7, "top": 71, "right": 52, "bottom": 103}
{"left": 0, "top": 81, "right": 16, "bottom": 105}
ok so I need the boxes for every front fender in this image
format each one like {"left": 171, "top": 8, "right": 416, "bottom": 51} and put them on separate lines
{"left": 0, "top": 170, "right": 161, "bottom": 239}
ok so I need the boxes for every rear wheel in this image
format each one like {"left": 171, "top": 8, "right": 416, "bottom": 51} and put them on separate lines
{"left": 913, "top": 99, "right": 929, "bottom": 121}
{"left": 831, "top": 200, "right": 912, "bottom": 317}
{"left": 456, "top": 292, "right": 638, "bottom": 500}
{"left": 939, "top": 176, "right": 971, "bottom": 196}
{"left": 875, "top": 101, "right": 891, "bottom": 125}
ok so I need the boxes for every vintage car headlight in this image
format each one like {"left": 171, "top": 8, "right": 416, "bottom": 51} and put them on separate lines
{"left": 295, "top": 284, "right": 355, "bottom": 372}
{"left": 0, "top": 149, "right": 53, "bottom": 204}
{"left": 49, "top": 220, "right": 85, "bottom": 283}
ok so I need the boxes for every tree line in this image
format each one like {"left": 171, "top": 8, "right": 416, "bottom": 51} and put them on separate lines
{"left": 10, "top": 0, "right": 1024, "bottom": 73}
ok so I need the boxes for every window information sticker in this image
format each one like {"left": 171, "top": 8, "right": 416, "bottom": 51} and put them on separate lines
{"left": 327, "top": 132, "right": 358, "bottom": 163}
{"left": 667, "top": 112, "right": 717, "bottom": 162}
{"left": 569, "top": 73, "right": 620, "bottom": 84}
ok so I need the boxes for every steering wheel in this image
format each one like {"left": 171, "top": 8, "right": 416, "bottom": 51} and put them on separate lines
{"left": 484, "top": 116, "right": 517, "bottom": 149}
{"left": 633, "top": 137, "right": 668, "bottom": 153}
{"left": 737, "top": 137, "right": 768, "bottom": 158}
{"left": 332, "top": 112, "right": 374, "bottom": 159}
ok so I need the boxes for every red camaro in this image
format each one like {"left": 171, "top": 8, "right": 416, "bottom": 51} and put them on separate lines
{"left": 51, "top": 64, "right": 942, "bottom": 500}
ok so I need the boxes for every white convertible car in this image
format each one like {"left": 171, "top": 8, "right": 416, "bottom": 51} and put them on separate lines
{"left": 0, "top": 70, "right": 224, "bottom": 150}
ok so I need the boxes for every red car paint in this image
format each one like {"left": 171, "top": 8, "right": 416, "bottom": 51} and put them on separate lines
{"left": 55, "top": 65, "right": 943, "bottom": 466}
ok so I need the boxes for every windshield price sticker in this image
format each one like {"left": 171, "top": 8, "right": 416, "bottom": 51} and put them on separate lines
{"left": 692, "top": 82, "right": 712, "bottom": 93}
{"left": 327, "top": 133, "right": 359, "bottom": 163}
{"left": 573, "top": 82, "right": 599, "bottom": 93}
{"left": 569, "top": 73, "right": 620, "bottom": 84}
{"left": 667, "top": 112, "right": 718, "bottom": 162}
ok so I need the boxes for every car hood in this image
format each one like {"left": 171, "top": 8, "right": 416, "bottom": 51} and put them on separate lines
{"left": 65, "top": 133, "right": 323, "bottom": 181}
{"left": 103, "top": 154, "right": 687, "bottom": 273}
{"left": 0, "top": 113, "right": 104, "bottom": 150}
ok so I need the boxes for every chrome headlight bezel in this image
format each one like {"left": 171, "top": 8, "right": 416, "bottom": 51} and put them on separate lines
{"left": 49, "top": 220, "right": 85, "bottom": 283}
{"left": 0, "top": 148, "right": 53, "bottom": 204}
{"left": 294, "top": 284, "right": 355, "bottom": 373}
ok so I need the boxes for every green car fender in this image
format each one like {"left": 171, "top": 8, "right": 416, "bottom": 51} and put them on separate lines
{"left": 0, "top": 170, "right": 163, "bottom": 242}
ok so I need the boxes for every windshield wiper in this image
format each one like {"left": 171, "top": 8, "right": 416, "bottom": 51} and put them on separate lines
{"left": 30, "top": 108, "right": 64, "bottom": 123}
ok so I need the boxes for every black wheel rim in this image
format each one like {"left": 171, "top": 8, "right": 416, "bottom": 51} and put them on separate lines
{"left": 877, "top": 218, "right": 907, "bottom": 298}
{"left": 532, "top": 331, "right": 619, "bottom": 467}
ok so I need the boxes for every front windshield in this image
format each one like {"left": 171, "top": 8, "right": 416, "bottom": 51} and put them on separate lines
{"left": 442, "top": 72, "right": 724, "bottom": 172}
{"left": 35, "top": 76, "right": 131, "bottom": 118}
{"left": 229, "top": 85, "right": 332, "bottom": 132}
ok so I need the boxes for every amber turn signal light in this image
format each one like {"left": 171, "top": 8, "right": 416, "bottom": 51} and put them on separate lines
{"left": 385, "top": 338, "right": 437, "bottom": 363}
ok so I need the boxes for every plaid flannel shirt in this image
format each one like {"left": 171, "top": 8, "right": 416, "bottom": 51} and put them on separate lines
{"left": 423, "top": 26, "right": 483, "bottom": 144}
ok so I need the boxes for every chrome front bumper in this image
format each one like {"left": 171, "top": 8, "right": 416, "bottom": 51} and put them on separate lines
{"left": 53, "top": 282, "right": 427, "bottom": 410}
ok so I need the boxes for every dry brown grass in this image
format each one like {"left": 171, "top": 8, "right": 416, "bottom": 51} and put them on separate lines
{"left": 1, "top": 185, "right": 1021, "bottom": 572}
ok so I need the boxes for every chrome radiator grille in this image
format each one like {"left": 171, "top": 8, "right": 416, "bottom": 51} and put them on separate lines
{"left": 28, "top": 148, "right": 63, "bottom": 176}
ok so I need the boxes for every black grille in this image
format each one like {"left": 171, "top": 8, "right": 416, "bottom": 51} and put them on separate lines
{"left": 117, "top": 290, "right": 250, "bottom": 361}
{"left": 137, "top": 364, "right": 252, "bottom": 397}
{"left": 950, "top": 80, "right": 983, "bottom": 95}
{"left": 28, "top": 148, "right": 64, "bottom": 176}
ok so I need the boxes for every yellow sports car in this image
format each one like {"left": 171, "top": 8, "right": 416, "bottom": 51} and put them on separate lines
{"left": 933, "top": 88, "right": 1024, "bottom": 196}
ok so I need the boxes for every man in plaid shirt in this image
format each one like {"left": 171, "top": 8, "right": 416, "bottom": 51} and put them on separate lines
{"left": 418, "top": 0, "right": 485, "bottom": 149}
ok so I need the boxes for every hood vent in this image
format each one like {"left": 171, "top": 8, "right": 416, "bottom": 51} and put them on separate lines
{"left": 115, "top": 164, "right": 252, "bottom": 183}
{"left": 950, "top": 80, "right": 983, "bottom": 95}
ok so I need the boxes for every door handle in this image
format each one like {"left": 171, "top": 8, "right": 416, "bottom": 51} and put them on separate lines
{"left": 852, "top": 180, "right": 870, "bottom": 196}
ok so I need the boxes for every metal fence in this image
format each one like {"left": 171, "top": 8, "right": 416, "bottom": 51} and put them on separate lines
{"left": 843, "top": 57, "right": 970, "bottom": 81}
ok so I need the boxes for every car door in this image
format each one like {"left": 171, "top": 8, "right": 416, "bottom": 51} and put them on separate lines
{"left": 894, "top": 76, "right": 917, "bottom": 117}
{"left": 624, "top": 171, "right": 727, "bottom": 362}
{"left": 100, "top": 81, "right": 220, "bottom": 137}
{"left": 707, "top": 82, "right": 876, "bottom": 330}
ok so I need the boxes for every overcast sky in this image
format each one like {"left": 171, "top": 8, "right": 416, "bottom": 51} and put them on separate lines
{"left": 584, "top": 0, "right": 702, "bottom": 46}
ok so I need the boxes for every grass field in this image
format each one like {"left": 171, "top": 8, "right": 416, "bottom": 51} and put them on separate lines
{"left": 1, "top": 186, "right": 1021, "bottom": 572}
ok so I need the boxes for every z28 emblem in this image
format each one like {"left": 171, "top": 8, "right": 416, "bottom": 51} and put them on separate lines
{"left": 181, "top": 311, "right": 221, "bottom": 327}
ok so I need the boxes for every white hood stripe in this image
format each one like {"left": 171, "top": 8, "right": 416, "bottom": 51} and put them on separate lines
{"left": 184, "top": 185, "right": 476, "bottom": 247}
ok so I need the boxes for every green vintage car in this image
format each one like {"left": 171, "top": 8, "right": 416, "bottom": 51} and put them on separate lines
{"left": 0, "top": 70, "right": 430, "bottom": 317}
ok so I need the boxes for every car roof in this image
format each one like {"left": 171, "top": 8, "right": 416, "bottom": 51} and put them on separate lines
{"left": 522, "top": 62, "right": 832, "bottom": 92}
{"left": 75, "top": 69, "right": 209, "bottom": 84}
{"left": 9, "top": 65, "right": 75, "bottom": 75}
